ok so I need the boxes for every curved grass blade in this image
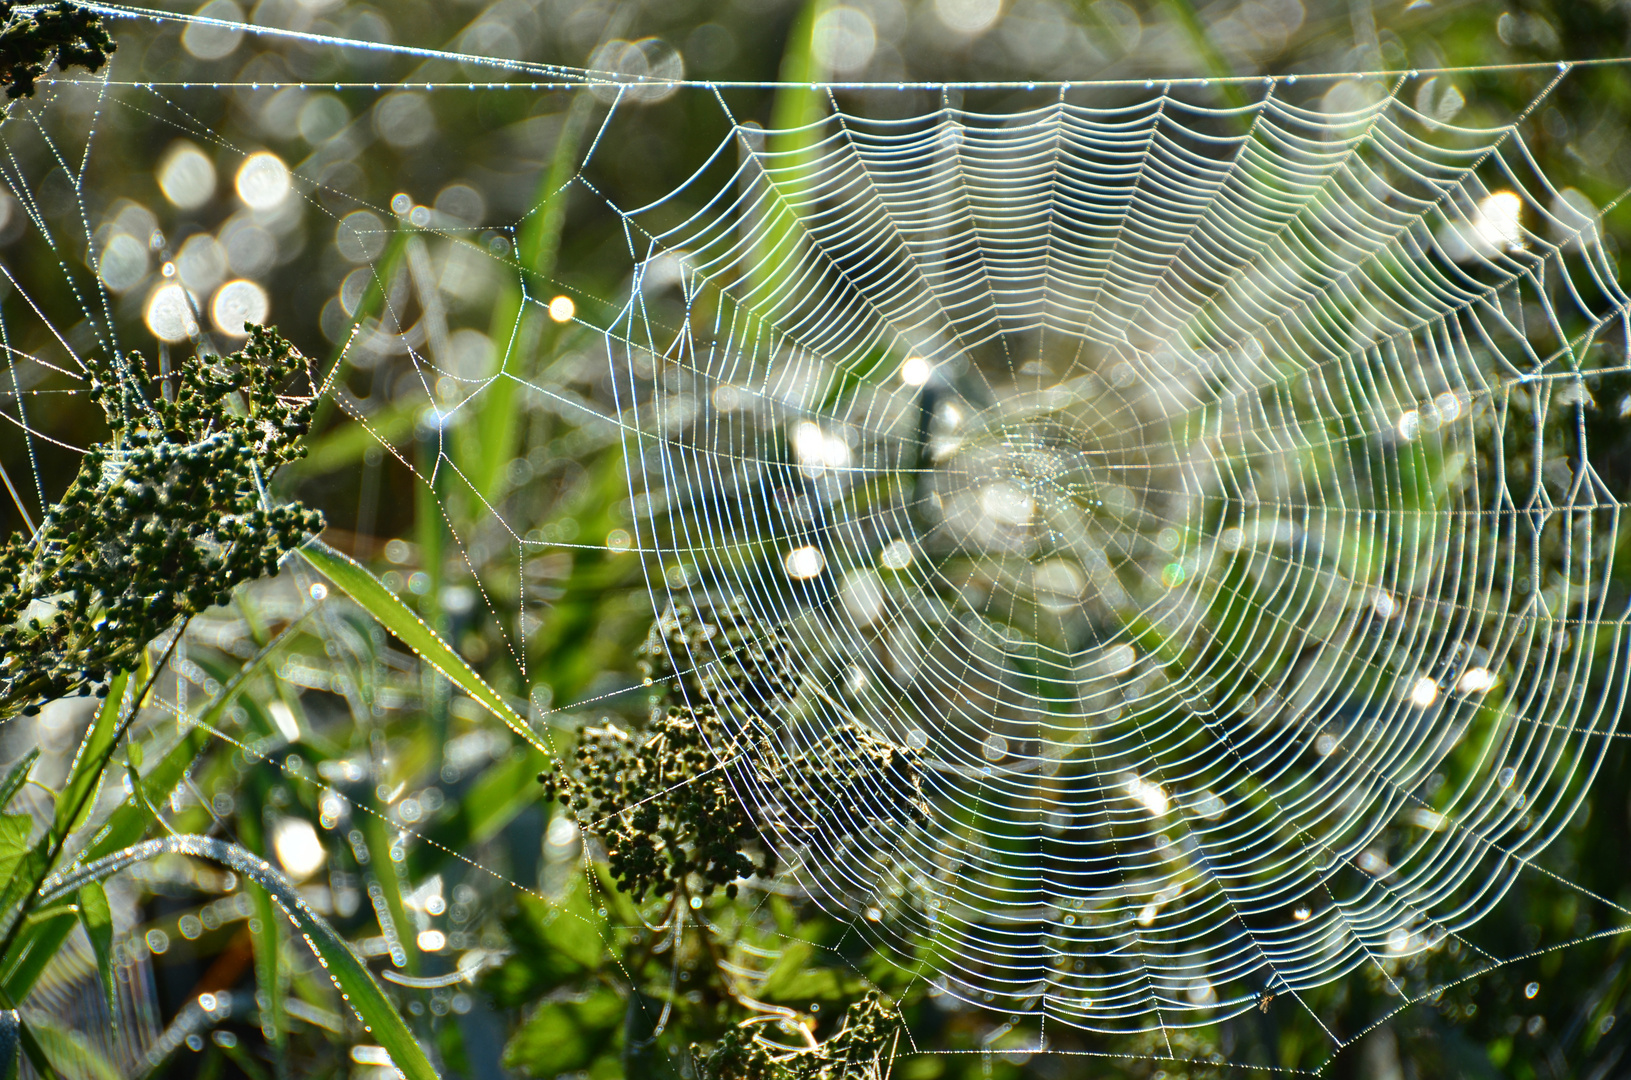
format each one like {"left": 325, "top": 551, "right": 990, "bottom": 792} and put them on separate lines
{"left": 41, "top": 836, "right": 438, "bottom": 1080}
{"left": 296, "top": 540, "right": 539, "bottom": 751}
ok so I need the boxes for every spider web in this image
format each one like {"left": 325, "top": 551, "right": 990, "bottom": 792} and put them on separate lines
{"left": 606, "top": 76, "right": 1631, "bottom": 1037}
{"left": 0, "top": 4, "right": 1628, "bottom": 1072}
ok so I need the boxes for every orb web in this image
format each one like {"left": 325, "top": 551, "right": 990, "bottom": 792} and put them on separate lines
{"left": 609, "top": 88, "right": 1628, "bottom": 1031}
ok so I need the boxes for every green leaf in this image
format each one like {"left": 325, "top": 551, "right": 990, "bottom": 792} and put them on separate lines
{"left": 25, "top": 1018, "right": 119, "bottom": 1080}
{"left": 76, "top": 883, "right": 115, "bottom": 1018}
{"left": 53, "top": 670, "right": 130, "bottom": 841}
{"left": 484, "top": 877, "right": 604, "bottom": 1007}
{"left": 0, "top": 815, "right": 33, "bottom": 887}
{"left": 42, "top": 837, "right": 438, "bottom": 1080}
{"left": 297, "top": 540, "right": 535, "bottom": 747}
{"left": 0, "top": 910, "right": 76, "bottom": 1003}
{"left": 501, "top": 987, "right": 621, "bottom": 1077}
{"left": 15, "top": 1017, "right": 54, "bottom": 1080}
{"left": 0, "top": 752, "right": 38, "bottom": 814}
{"left": 82, "top": 726, "right": 208, "bottom": 864}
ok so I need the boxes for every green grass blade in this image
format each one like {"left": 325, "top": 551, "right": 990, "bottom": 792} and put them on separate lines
{"left": 0, "top": 752, "right": 38, "bottom": 814}
{"left": 76, "top": 883, "right": 114, "bottom": 1017}
{"left": 463, "top": 89, "right": 597, "bottom": 508}
{"left": 42, "top": 837, "right": 439, "bottom": 1080}
{"left": 297, "top": 540, "right": 537, "bottom": 749}
{"left": 53, "top": 670, "right": 130, "bottom": 841}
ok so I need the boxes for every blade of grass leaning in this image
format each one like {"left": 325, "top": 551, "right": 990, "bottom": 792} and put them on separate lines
{"left": 76, "top": 882, "right": 115, "bottom": 1018}
{"left": 297, "top": 540, "right": 538, "bottom": 750}
{"left": 0, "top": 752, "right": 38, "bottom": 813}
{"left": 53, "top": 669, "right": 131, "bottom": 841}
{"left": 29, "top": 1015, "right": 132, "bottom": 1080}
{"left": 235, "top": 777, "right": 288, "bottom": 1073}
{"left": 42, "top": 837, "right": 439, "bottom": 1080}
{"left": 462, "top": 88, "right": 598, "bottom": 508}
{"left": 15, "top": 1017, "right": 56, "bottom": 1080}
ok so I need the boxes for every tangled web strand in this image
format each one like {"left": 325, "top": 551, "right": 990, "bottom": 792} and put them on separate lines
{"left": 608, "top": 87, "right": 1627, "bottom": 1034}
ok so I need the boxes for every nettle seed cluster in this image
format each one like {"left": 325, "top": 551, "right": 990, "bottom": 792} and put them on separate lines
{"left": 0, "top": 0, "right": 115, "bottom": 99}
{"left": 541, "top": 600, "right": 928, "bottom": 903}
{"left": 0, "top": 327, "right": 324, "bottom": 718}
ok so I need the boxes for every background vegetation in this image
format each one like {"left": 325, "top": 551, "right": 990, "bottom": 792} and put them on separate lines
{"left": 2, "top": 0, "right": 1631, "bottom": 1078}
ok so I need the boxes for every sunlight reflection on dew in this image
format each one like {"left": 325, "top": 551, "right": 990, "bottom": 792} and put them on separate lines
{"left": 158, "top": 142, "right": 216, "bottom": 209}
{"left": 211, "top": 279, "right": 269, "bottom": 336}
{"left": 236, "top": 152, "right": 291, "bottom": 210}
{"left": 144, "top": 282, "right": 198, "bottom": 342}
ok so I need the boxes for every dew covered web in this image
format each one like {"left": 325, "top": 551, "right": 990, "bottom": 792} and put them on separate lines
{"left": 2, "top": 3, "right": 1631, "bottom": 1072}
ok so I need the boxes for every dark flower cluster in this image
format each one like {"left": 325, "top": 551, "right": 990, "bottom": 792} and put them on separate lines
{"left": 696, "top": 991, "right": 902, "bottom": 1080}
{"left": 638, "top": 596, "right": 804, "bottom": 718}
{"left": 0, "top": 1, "right": 115, "bottom": 99}
{"left": 0, "top": 327, "right": 324, "bottom": 717}
{"left": 541, "top": 701, "right": 777, "bottom": 902}
{"left": 542, "top": 600, "right": 928, "bottom": 903}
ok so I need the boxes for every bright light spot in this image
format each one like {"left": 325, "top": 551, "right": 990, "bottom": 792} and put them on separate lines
{"left": 144, "top": 283, "right": 198, "bottom": 343}
{"left": 1409, "top": 676, "right": 1440, "bottom": 709}
{"left": 158, "top": 142, "right": 216, "bottom": 209}
{"left": 547, "top": 816, "right": 579, "bottom": 847}
{"left": 1477, "top": 190, "right": 1525, "bottom": 251}
{"left": 271, "top": 817, "right": 326, "bottom": 881}
{"left": 1458, "top": 667, "right": 1497, "bottom": 693}
{"left": 982, "top": 734, "right": 1008, "bottom": 761}
{"left": 181, "top": 0, "right": 244, "bottom": 59}
{"left": 236, "top": 152, "right": 290, "bottom": 210}
{"left": 980, "top": 482, "right": 1034, "bottom": 527}
{"left": 98, "top": 233, "right": 149, "bottom": 293}
{"left": 417, "top": 929, "right": 448, "bottom": 952}
{"left": 1499, "top": 766, "right": 1516, "bottom": 788}
{"left": 198, "top": 992, "right": 218, "bottom": 1012}
{"left": 1034, "top": 560, "right": 1085, "bottom": 612}
{"left": 793, "top": 421, "right": 851, "bottom": 478}
{"left": 784, "top": 545, "right": 826, "bottom": 580}
{"left": 351, "top": 1046, "right": 394, "bottom": 1067}
{"left": 1161, "top": 562, "right": 1186, "bottom": 589}
{"left": 146, "top": 929, "right": 170, "bottom": 954}
{"left": 1387, "top": 926, "right": 1411, "bottom": 953}
{"left": 879, "top": 539, "right": 914, "bottom": 570}
{"left": 605, "top": 528, "right": 632, "bottom": 553}
{"left": 309, "top": 583, "right": 328, "bottom": 601}
{"left": 1434, "top": 391, "right": 1462, "bottom": 423}
{"left": 1104, "top": 643, "right": 1137, "bottom": 674}
{"left": 1293, "top": 904, "right": 1311, "bottom": 921}
{"left": 906, "top": 728, "right": 929, "bottom": 750}
{"left": 1407, "top": 808, "right": 1446, "bottom": 831}
{"left": 1219, "top": 527, "right": 1244, "bottom": 552}
{"left": 899, "top": 355, "right": 933, "bottom": 386}
{"left": 1372, "top": 590, "right": 1398, "bottom": 619}
{"left": 548, "top": 295, "right": 576, "bottom": 322}
{"left": 1126, "top": 776, "right": 1169, "bottom": 817}
{"left": 210, "top": 279, "right": 269, "bottom": 336}
{"left": 1397, "top": 409, "right": 1420, "bottom": 440}
{"left": 1314, "top": 732, "right": 1337, "bottom": 756}
{"left": 1185, "top": 979, "right": 1216, "bottom": 1006}
{"left": 268, "top": 701, "right": 299, "bottom": 742}
{"left": 1192, "top": 790, "right": 1225, "bottom": 820}
{"left": 934, "top": 0, "right": 1003, "bottom": 35}
{"left": 1136, "top": 903, "right": 1158, "bottom": 927}
{"left": 812, "top": 5, "right": 876, "bottom": 75}
{"left": 1525, "top": 981, "right": 1539, "bottom": 999}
